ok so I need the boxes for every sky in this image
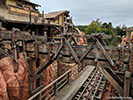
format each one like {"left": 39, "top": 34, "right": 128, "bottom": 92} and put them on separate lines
{"left": 31, "top": 0, "right": 133, "bottom": 27}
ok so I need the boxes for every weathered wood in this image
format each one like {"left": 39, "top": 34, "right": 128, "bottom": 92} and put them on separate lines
{"left": 0, "top": 31, "right": 34, "bottom": 41}
{"left": 0, "top": 21, "right": 2, "bottom": 28}
{"left": 64, "top": 37, "right": 81, "bottom": 65}
{"left": 80, "top": 42, "right": 95, "bottom": 62}
{"left": 124, "top": 71, "right": 131, "bottom": 97}
{"left": 99, "top": 67, "right": 124, "bottom": 96}
{"left": 52, "top": 33, "right": 112, "bottom": 39}
{"left": 0, "top": 32, "right": 131, "bottom": 97}
{"left": 36, "top": 41, "right": 64, "bottom": 75}
{"left": 96, "top": 38, "right": 117, "bottom": 69}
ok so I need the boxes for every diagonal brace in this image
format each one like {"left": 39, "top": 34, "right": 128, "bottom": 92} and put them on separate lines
{"left": 64, "top": 37, "right": 82, "bottom": 65}
{"left": 95, "top": 38, "right": 124, "bottom": 96}
{"left": 36, "top": 40, "right": 64, "bottom": 75}
{"left": 80, "top": 42, "right": 95, "bottom": 62}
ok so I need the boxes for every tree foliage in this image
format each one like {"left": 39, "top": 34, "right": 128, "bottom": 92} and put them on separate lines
{"left": 76, "top": 19, "right": 126, "bottom": 46}
{"left": 76, "top": 25, "right": 87, "bottom": 32}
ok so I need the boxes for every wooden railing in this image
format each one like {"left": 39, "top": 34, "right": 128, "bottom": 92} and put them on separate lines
{"left": 28, "top": 69, "right": 71, "bottom": 100}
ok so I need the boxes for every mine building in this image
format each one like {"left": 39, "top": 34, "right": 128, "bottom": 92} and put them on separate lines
{"left": 45, "top": 10, "right": 74, "bottom": 32}
{"left": 0, "top": 0, "right": 64, "bottom": 38}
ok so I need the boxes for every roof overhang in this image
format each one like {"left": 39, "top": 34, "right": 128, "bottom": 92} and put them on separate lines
{"left": 22, "top": 0, "right": 41, "bottom": 7}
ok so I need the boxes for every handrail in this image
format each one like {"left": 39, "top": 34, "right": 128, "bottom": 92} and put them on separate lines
{"left": 28, "top": 69, "right": 71, "bottom": 100}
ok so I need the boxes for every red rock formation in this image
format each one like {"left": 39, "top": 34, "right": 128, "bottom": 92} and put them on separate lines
{"left": 0, "top": 53, "right": 30, "bottom": 100}
{"left": 41, "top": 59, "right": 55, "bottom": 99}
{"left": 130, "top": 32, "right": 133, "bottom": 44}
{"left": 30, "top": 59, "right": 37, "bottom": 89}
{"left": 0, "top": 71, "right": 9, "bottom": 100}
{"left": 17, "top": 53, "right": 30, "bottom": 100}
{"left": 121, "top": 35, "right": 127, "bottom": 45}
{"left": 78, "top": 31, "right": 87, "bottom": 45}
{"left": 0, "top": 57, "right": 20, "bottom": 100}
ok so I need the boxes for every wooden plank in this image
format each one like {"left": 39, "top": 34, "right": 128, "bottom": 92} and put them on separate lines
{"left": 52, "top": 34, "right": 112, "bottom": 39}
{"left": 99, "top": 67, "right": 124, "bottom": 96}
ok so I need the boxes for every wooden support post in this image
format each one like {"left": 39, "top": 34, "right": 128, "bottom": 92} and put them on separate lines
{"left": 29, "top": 10, "right": 32, "bottom": 24}
{"left": 124, "top": 71, "right": 131, "bottom": 98}
{"left": 127, "top": 29, "right": 131, "bottom": 44}
{"left": 54, "top": 82, "right": 57, "bottom": 95}
{"left": 22, "top": 39, "right": 26, "bottom": 54}
{"left": 35, "top": 41, "right": 38, "bottom": 58}
{"left": 42, "top": 10, "right": 45, "bottom": 23}
{"left": 12, "top": 28, "right": 18, "bottom": 72}
{"left": 130, "top": 46, "right": 133, "bottom": 72}
{"left": 47, "top": 43, "right": 51, "bottom": 60}
{"left": 67, "top": 71, "right": 70, "bottom": 83}
{"left": 0, "top": 21, "right": 2, "bottom": 28}
{"left": 29, "top": 77, "right": 34, "bottom": 95}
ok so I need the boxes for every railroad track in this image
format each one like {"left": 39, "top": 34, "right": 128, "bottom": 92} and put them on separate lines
{"left": 72, "top": 67, "right": 106, "bottom": 100}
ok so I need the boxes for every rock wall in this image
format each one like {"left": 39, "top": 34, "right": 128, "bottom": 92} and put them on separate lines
{"left": 40, "top": 59, "right": 57, "bottom": 99}
{"left": 0, "top": 53, "right": 30, "bottom": 100}
{"left": 0, "top": 71, "right": 9, "bottom": 100}
{"left": 57, "top": 61, "right": 78, "bottom": 80}
{"left": 0, "top": 54, "right": 57, "bottom": 100}
{"left": 0, "top": 57, "right": 21, "bottom": 100}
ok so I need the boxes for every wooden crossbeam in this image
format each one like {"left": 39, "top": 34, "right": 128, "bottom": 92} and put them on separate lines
{"left": 0, "top": 32, "right": 130, "bottom": 96}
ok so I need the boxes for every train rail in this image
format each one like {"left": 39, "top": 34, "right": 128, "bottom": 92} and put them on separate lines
{"left": 72, "top": 67, "right": 106, "bottom": 100}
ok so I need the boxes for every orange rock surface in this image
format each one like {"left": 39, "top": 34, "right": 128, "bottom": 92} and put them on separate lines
{"left": 121, "top": 36, "right": 127, "bottom": 45}
{"left": 0, "top": 53, "right": 30, "bottom": 100}
{"left": 78, "top": 31, "right": 87, "bottom": 45}
{"left": 17, "top": 53, "right": 30, "bottom": 100}
{"left": 0, "top": 71, "right": 9, "bottom": 100}
{"left": 41, "top": 59, "right": 55, "bottom": 99}
{"left": 0, "top": 57, "right": 20, "bottom": 100}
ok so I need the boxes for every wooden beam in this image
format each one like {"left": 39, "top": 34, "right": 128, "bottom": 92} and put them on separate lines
{"left": 0, "top": 21, "right": 2, "bottom": 28}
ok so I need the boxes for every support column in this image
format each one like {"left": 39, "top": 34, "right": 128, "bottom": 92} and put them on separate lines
{"left": 124, "top": 71, "right": 131, "bottom": 98}
{"left": 0, "top": 21, "right": 2, "bottom": 28}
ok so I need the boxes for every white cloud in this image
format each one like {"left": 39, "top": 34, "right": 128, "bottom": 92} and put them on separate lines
{"left": 31, "top": 0, "right": 133, "bottom": 27}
